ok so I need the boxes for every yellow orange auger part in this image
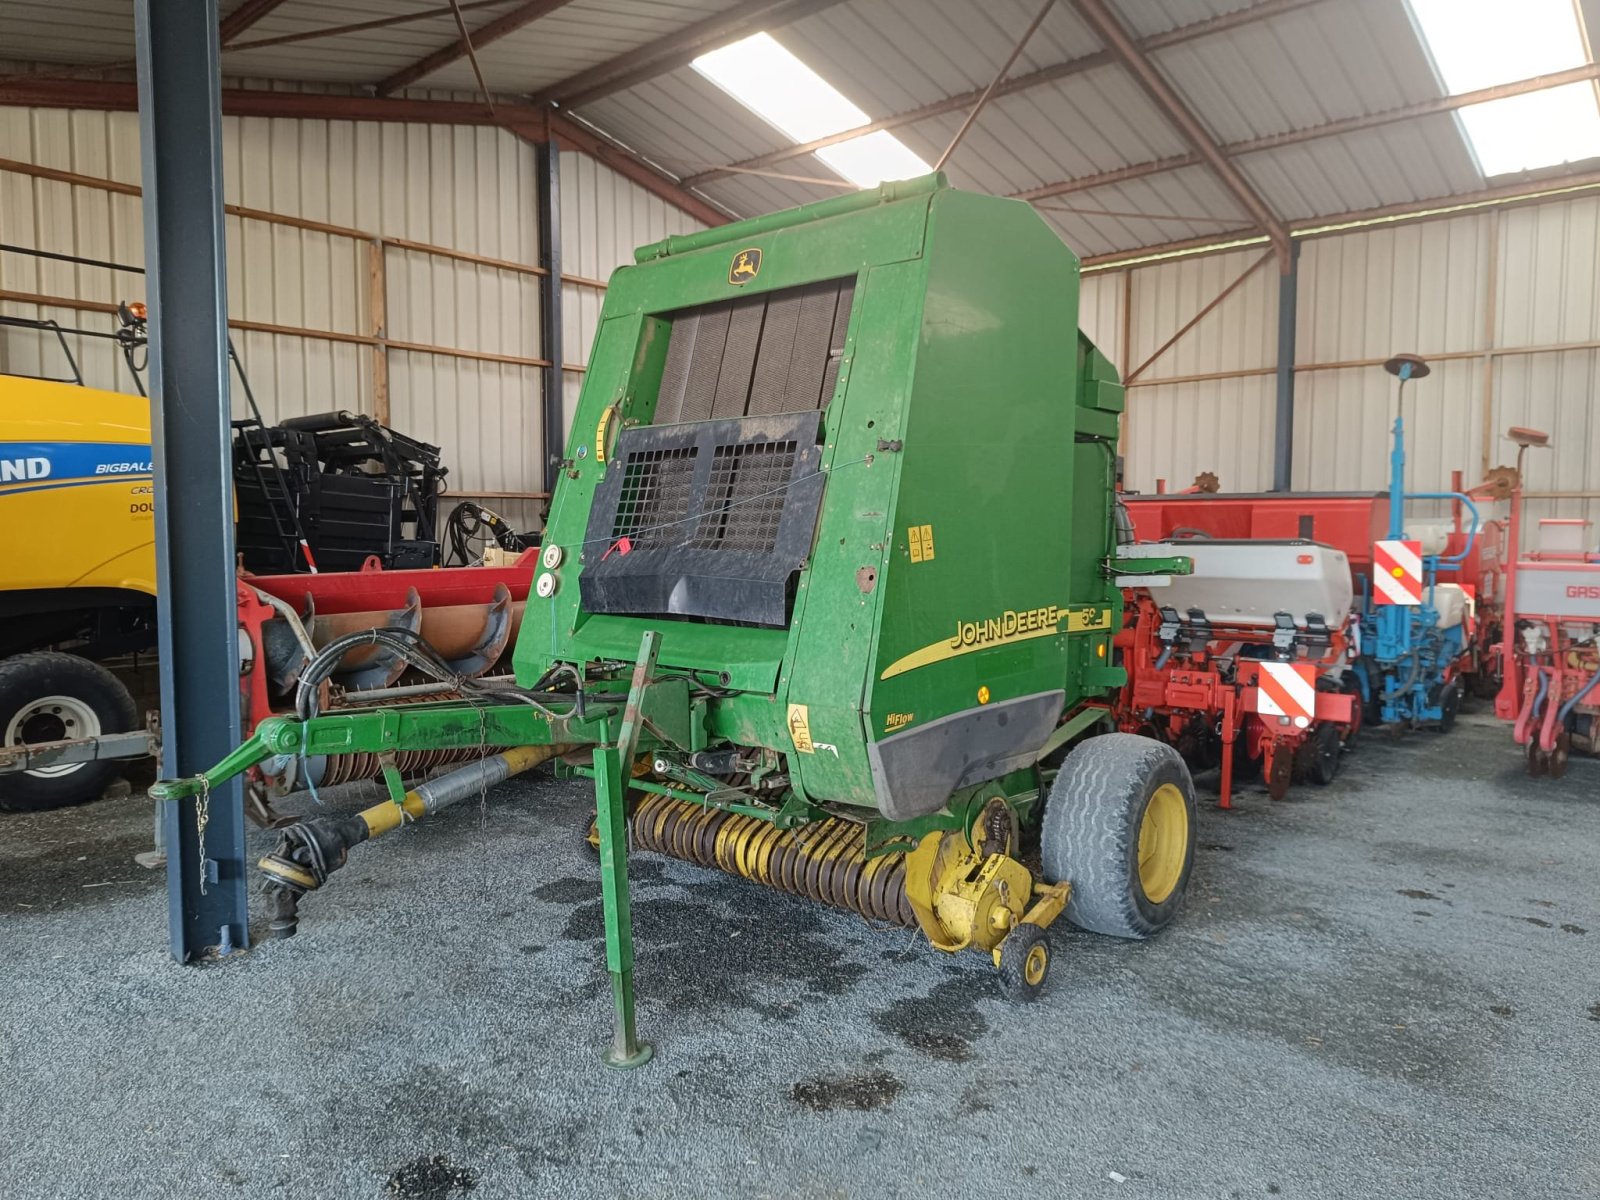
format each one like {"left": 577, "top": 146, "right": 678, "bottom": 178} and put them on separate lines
{"left": 591, "top": 788, "right": 1070, "bottom": 993}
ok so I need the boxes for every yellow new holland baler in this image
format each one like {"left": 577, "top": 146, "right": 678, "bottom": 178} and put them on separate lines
{"left": 0, "top": 374, "right": 155, "bottom": 810}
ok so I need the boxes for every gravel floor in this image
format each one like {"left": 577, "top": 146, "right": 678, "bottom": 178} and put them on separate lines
{"left": 1, "top": 707, "right": 1596, "bottom": 1200}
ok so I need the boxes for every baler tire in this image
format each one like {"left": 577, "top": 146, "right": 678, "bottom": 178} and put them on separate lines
{"left": 997, "top": 923, "right": 1051, "bottom": 1002}
{"left": 1042, "top": 733, "right": 1196, "bottom": 941}
{"left": 0, "top": 652, "right": 139, "bottom": 813}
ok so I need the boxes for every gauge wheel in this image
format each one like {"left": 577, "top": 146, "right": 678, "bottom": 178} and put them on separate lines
{"left": 1306, "top": 723, "right": 1342, "bottom": 786}
{"left": 997, "top": 923, "right": 1052, "bottom": 1002}
{"left": 1436, "top": 680, "right": 1462, "bottom": 733}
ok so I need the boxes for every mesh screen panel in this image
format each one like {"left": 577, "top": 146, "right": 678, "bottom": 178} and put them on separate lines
{"left": 609, "top": 447, "right": 698, "bottom": 550}
{"left": 580, "top": 412, "right": 826, "bottom": 627}
{"left": 689, "top": 440, "right": 798, "bottom": 552}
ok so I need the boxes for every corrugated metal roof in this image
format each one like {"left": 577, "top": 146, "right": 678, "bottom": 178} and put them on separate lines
{"left": 1239, "top": 114, "right": 1484, "bottom": 222}
{"left": 0, "top": 0, "right": 140, "bottom": 64}
{"left": 783, "top": 0, "right": 1105, "bottom": 112}
{"left": 558, "top": 0, "right": 1514, "bottom": 251}
{"left": 421, "top": 0, "right": 734, "bottom": 95}
{"left": 579, "top": 71, "right": 796, "bottom": 179}
{"left": 1149, "top": 0, "right": 1441, "bottom": 144}
{"left": 1033, "top": 164, "right": 1251, "bottom": 258}
{"left": 6, "top": 0, "right": 1594, "bottom": 256}
{"left": 221, "top": 1, "right": 489, "bottom": 86}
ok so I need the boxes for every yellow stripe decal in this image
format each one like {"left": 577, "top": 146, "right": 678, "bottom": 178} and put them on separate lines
{"left": 880, "top": 605, "right": 1111, "bottom": 680}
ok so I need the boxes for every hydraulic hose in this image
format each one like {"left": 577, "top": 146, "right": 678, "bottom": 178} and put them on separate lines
{"left": 1404, "top": 491, "right": 1481, "bottom": 567}
{"left": 1518, "top": 667, "right": 1553, "bottom": 746}
{"left": 249, "top": 586, "right": 318, "bottom": 661}
{"left": 1556, "top": 666, "right": 1600, "bottom": 726}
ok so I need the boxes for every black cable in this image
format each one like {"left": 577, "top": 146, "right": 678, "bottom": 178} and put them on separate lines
{"left": 292, "top": 626, "right": 601, "bottom": 724}
{"left": 444, "top": 500, "right": 532, "bottom": 566}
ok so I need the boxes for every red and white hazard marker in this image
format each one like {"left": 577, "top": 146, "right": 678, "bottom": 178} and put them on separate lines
{"left": 1373, "top": 538, "right": 1423, "bottom": 606}
{"left": 1254, "top": 661, "right": 1317, "bottom": 728}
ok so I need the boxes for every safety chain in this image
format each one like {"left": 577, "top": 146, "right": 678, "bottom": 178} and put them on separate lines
{"left": 195, "top": 774, "right": 211, "bottom": 897}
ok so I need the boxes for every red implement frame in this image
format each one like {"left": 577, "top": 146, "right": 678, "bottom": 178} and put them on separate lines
{"left": 236, "top": 549, "right": 539, "bottom": 731}
{"left": 1124, "top": 487, "right": 1507, "bottom": 694}
{"left": 1114, "top": 593, "right": 1355, "bottom": 809}
{"left": 1493, "top": 481, "right": 1600, "bottom": 775}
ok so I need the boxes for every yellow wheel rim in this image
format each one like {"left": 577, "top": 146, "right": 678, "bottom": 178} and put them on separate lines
{"left": 1138, "top": 783, "right": 1189, "bottom": 904}
{"left": 1023, "top": 942, "right": 1048, "bottom": 987}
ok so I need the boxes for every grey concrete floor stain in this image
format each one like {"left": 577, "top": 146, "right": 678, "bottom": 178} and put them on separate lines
{"left": 560, "top": 873, "right": 871, "bottom": 1019}
{"left": 384, "top": 1154, "right": 479, "bottom": 1199}
{"left": 789, "top": 1070, "right": 903, "bottom": 1112}
{"left": 869, "top": 976, "right": 990, "bottom": 1062}
{"left": 529, "top": 876, "right": 595, "bottom": 905}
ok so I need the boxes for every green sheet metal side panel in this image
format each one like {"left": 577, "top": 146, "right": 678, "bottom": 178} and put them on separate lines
{"left": 513, "top": 188, "right": 935, "bottom": 722}
{"left": 823, "top": 189, "right": 1120, "bottom": 806}
{"left": 775, "top": 259, "right": 925, "bottom": 802}
{"left": 864, "top": 188, "right": 1088, "bottom": 723}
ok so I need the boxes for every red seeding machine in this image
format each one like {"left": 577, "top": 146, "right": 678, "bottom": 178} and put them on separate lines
{"left": 1123, "top": 484, "right": 1507, "bottom": 707}
{"left": 1493, "top": 428, "right": 1600, "bottom": 777}
{"left": 1118, "top": 444, "right": 1513, "bottom": 807}
{"left": 1113, "top": 538, "right": 1357, "bottom": 808}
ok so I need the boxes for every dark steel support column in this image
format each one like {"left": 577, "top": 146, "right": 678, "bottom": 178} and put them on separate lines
{"left": 1272, "top": 241, "right": 1301, "bottom": 492}
{"left": 536, "top": 139, "right": 564, "bottom": 498}
{"left": 135, "top": 0, "right": 249, "bottom": 960}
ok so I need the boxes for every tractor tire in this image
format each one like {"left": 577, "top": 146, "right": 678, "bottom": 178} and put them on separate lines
{"left": 1041, "top": 733, "right": 1197, "bottom": 940}
{"left": 0, "top": 652, "right": 138, "bottom": 813}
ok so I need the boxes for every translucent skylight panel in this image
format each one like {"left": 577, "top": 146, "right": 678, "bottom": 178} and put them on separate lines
{"left": 694, "top": 34, "right": 933, "bottom": 190}
{"left": 1408, "top": 0, "right": 1600, "bottom": 175}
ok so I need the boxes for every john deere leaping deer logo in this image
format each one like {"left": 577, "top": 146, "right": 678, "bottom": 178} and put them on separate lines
{"left": 729, "top": 247, "right": 762, "bottom": 285}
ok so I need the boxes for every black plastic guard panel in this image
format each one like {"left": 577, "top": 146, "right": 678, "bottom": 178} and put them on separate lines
{"left": 866, "top": 691, "right": 1066, "bottom": 821}
{"left": 579, "top": 411, "right": 826, "bottom": 627}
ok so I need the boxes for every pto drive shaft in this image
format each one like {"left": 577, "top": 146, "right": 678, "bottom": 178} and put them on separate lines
{"left": 257, "top": 744, "right": 565, "bottom": 936}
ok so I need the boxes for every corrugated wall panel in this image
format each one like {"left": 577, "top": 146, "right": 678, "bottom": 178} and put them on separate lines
{"left": 1495, "top": 350, "right": 1600, "bottom": 498}
{"left": 1077, "top": 270, "right": 1126, "bottom": 373}
{"left": 558, "top": 151, "right": 704, "bottom": 442}
{"left": 1126, "top": 375, "right": 1276, "bottom": 494}
{"left": 1127, "top": 245, "right": 1277, "bottom": 381}
{"left": 1291, "top": 214, "right": 1491, "bottom": 495}
{"left": 1119, "top": 195, "right": 1600, "bottom": 535}
{"left": 0, "top": 99, "right": 549, "bottom": 523}
{"left": 1498, "top": 198, "right": 1600, "bottom": 348}
{"left": 1298, "top": 213, "right": 1490, "bottom": 364}
{"left": 1293, "top": 358, "right": 1482, "bottom": 495}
